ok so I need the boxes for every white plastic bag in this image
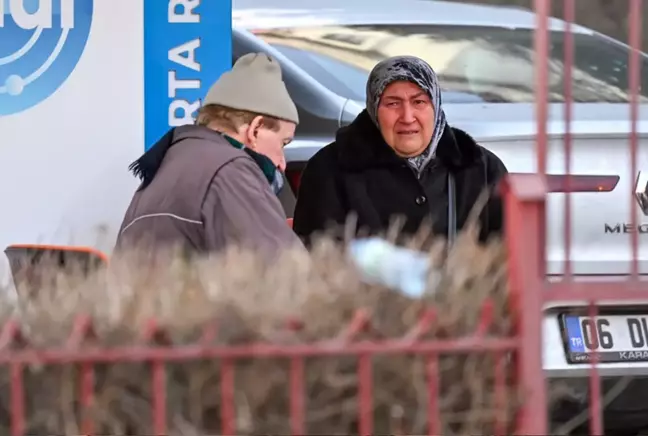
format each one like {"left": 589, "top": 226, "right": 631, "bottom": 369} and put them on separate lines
{"left": 347, "top": 237, "right": 439, "bottom": 298}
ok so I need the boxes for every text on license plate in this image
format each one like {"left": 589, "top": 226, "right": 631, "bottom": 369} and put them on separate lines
{"left": 563, "top": 314, "right": 648, "bottom": 363}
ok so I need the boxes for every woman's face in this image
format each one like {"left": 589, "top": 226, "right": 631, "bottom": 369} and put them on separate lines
{"left": 376, "top": 80, "right": 435, "bottom": 157}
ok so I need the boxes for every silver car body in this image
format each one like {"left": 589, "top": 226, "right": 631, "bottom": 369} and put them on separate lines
{"left": 233, "top": 0, "right": 648, "bottom": 380}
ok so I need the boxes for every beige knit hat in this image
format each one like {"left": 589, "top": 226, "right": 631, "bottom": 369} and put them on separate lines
{"left": 203, "top": 53, "right": 299, "bottom": 124}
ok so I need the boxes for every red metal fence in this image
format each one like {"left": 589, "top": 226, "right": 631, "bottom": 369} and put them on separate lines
{"left": 2, "top": 0, "right": 647, "bottom": 434}
{"left": 504, "top": 0, "right": 647, "bottom": 434}
{"left": 0, "top": 309, "right": 520, "bottom": 436}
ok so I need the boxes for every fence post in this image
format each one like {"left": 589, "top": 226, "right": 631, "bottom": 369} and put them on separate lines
{"left": 502, "top": 174, "right": 548, "bottom": 434}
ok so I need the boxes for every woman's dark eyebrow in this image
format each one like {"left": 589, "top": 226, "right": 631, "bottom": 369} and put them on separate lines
{"left": 382, "top": 92, "right": 427, "bottom": 102}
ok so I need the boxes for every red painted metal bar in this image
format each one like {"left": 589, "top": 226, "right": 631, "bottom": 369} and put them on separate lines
{"left": 0, "top": 337, "right": 519, "bottom": 364}
{"left": 629, "top": 0, "right": 644, "bottom": 279}
{"left": 534, "top": 0, "right": 550, "bottom": 176}
{"left": 357, "top": 353, "right": 373, "bottom": 435}
{"left": 544, "top": 282, "right": 648, "bottom": 304}
{"left": 563, "top": 0, "right": 602, "bottom": 418}
{"left": 533, "top": 0, "right": 550, "bottom": 285}
{"left": 563, "top": 0, "right": 574, "bottom": 279}
{"left": 66, "top": 316, "right": 97, "bottom": 435}
{"left": 10, "top": 363, "right": 24, "bottom": 436}
{"left": 0, "top": 320, "right": 27, "bottom": 436}
{"left": 587, "top": 301, "right": 603, "bottom": 435}
{"left": 501, "top": 173, "right": 547, "bottom": 435}
{"left": 143, "top": 321, "right": 169, "bottom": 434}
{"left": 151, "top": 360, "right": 167, "bottom": 434}
{"left": 426, "top": 354, "right": 440, "bottom": 435}
{"left": 493, "top": 352, "right": 507, "bottom": 435}
{"left": 220, "top": 358, "right": 235, "bottom": 435}
{"left": 289, "top": 356, "right": 305, "bottom": 435}
{"left": 79, "top": 362, "right": 95, "bottom": 435}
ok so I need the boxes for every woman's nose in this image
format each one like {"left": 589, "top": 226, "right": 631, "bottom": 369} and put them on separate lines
{"left": 400, "top": 103, "right": 416, "bottom": 123}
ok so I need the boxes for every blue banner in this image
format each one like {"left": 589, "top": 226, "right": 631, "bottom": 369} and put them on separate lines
{"left": 143, "top": 0, "right": 232, "bottom": 150}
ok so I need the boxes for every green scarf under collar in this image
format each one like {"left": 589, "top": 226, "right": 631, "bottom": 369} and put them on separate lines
{"left": 222, "top": 134, "right": 284, "bottom": 194}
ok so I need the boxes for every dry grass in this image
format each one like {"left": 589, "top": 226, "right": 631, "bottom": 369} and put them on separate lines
{"left": 0, "top": 228, "right": 524, "bottom": 435}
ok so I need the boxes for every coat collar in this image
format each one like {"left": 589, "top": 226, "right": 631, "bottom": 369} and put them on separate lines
{"left": 336, "top": 109, "right": 482, "bottom": 171}
{"left": 130, "top": 125, "right": 281, "bottom": 191}
{"left": 173, "top": 126, "right": 281, "bottom": 190}
{"left": 129, "top": 125, "right": 227, "bottom": 191}
{"left": 172, "top": 124, "right": 226, "bottom": 144}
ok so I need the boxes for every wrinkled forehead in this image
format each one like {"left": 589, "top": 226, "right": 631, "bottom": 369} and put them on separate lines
{"left": 381, "top": 80, "right": 429, "bottom": 100}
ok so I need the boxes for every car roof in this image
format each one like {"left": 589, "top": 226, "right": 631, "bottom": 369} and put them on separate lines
{"left": 232, "top": 0, "right": 593, "bottom": 34}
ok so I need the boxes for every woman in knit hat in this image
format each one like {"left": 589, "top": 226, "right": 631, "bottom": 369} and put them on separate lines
{"left": 114, "top": 53, "right": 303, "bottom": 259}
{"left": 292, "top": 55, "right": 508, "bottom": 247}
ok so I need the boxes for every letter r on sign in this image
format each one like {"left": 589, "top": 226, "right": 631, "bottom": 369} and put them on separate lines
{"left": 169, "top": 100, "right": 201, "bottom": 126}
{"left": 169, "top": 0, "right": 200, "bottom": 23}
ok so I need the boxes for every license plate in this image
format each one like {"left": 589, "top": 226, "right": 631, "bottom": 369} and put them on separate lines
{"left": 561, "top": 314, "right": 648, "bottom": 363}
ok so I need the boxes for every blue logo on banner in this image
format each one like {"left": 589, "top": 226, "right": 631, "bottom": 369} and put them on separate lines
{"left": 144, "top": 0, "right": 232, "bottom": 150}
{"left": 0, "top": 0, "right": 94, "bottom": 116}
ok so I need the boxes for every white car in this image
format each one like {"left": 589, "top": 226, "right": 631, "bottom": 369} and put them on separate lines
{"left": 230, "top": 0, "right": 648, "bottom": 430}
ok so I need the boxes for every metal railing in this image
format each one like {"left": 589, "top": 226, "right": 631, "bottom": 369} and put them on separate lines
{"left": 503, "top": 0, "right": 647, "bottom": 433}
{"left": 0, "top": 309, "right": 522, "bottom": 435}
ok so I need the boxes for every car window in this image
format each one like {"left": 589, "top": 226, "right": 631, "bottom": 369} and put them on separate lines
{"left": 251, "top": 24, "right": 648, "bottom": 104}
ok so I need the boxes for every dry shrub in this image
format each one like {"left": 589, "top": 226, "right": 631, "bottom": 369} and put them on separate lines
{"left": 0, "top": 229, "right": 523, "bottom": 435}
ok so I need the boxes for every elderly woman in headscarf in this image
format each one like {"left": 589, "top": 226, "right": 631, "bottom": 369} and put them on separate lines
{"left": 292, "top": 55, "right": 508, "bottom": 247}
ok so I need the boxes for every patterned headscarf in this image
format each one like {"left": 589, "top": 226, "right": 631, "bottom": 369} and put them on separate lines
{"left": 366, "top": 56, "right": 447, "bottom": 174}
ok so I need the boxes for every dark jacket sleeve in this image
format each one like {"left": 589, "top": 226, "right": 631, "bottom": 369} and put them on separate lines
{"left": 276, "top": 174, "right": 296, "bottom": 218}
{"left": 482, "top": 148, "right": 509, "bottom": 240}
{"left": 202, "top": 157, "right": 304, "bottom": 255}
{"left": 292, "top": 148, "right": 348, "bottom": 246}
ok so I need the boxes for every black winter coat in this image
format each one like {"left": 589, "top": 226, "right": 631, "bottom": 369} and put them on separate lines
{"left": 292, "top": 110, "right": 509, "bottom": 246}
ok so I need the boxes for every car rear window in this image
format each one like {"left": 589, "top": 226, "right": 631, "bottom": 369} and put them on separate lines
{"left": 252, "top": 24, "right": 648, "bottom": 104}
